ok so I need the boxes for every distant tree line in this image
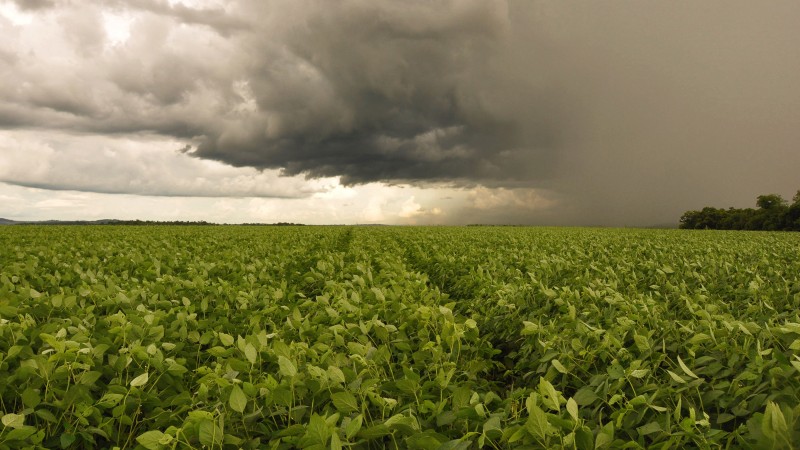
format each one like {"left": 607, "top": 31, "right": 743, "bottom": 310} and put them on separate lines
{"left": 111, "top": 221, "right": 306, "bottom": 226}
{"left": 106, "top": 220, "right": 217, "bottom": 226}
{"left": 680, "top": 191, "right": 800, "bottom": 231}
{"left": 237, "top": 222, "right": 306, "bottom": 226}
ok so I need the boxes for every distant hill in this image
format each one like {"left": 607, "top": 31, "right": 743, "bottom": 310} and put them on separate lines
{"left": 0, "top": 218, "right": 308, "bottom": 226}
{"left": 0, "top": 218, "right": 215, "bottom": 225}
{"left": 0, "top": 218, "right": 126, "bottom": 225}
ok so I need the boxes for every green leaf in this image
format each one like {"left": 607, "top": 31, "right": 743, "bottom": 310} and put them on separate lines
{"left": 508, "top": 427, "right": 527, "bottom": 443}
{"left": 483, "top": 415, "right": 502, "bottom": 436}
{"left": 330, "top": 433, "right": 343, "bottom": 450}
{"left": 0, "top": 305, "right": 18, "bottom": 318}
{"left": 136, "top": 430, "right": 166, "bottom": 450}
{"left": 438, "top": 439, "right": 473, "bottom": 450}
{"left": 525, "top": 403, "right": 554, "bottom": 440}
{"left": 762, "top": 401, "right": 788, "bottom": 439}
{"left": 552, "top": 359, "right": 568, "bottom": 374}
{"left": 97, "top": 393, "right": 125, "bottom": 408}
{"left": 6, "top": 345, "right": 23, "bottom": 359}
{"left": 345, "top": 414, "right": 363, "bottom": 439}
{"left": 218, "top": 332, "right": 234, "bottom": 347}
{"left": 303, "top": 414, "right": 330, "bottom": 446}
{"left": 79, "top": 371, "right": 103, "bottom": 385}
{"left": 21, "top": 388, "right": 41, "bottom": 408}
{"left": 35, "top": 410, "right": 57, "bottom": 423}
{"left": 575, "top": 426, "right": 593, "bottom": 450}
{"left": 222, "top": 434, "right": 239, "bottom": 446}
{"left": 405, "top": 431, "right": 446, "bottom": 450}
{"left": 60, "top": 432, "right": 76, "bottom": 448}
{"left": 633, "top": 334, "right": 650, "bottom": 352}
{"left": 207, "top": 346, "right": 230, "bottom": 357}
{"left": 539, "top": 377, "right": 561, "bottom": 412}
{"left": 573, "top": 387, "right": 598, "bottom": 406}
{"left": 637, "top": 421, "right": 662, "bottom": 436}
{"left": 385, "top": 414, "right": 419, "bottom": 434}
{"left": 674, "top": 397, "right": 683, "bottom": 422}
{"left": 5, "top": 426, "right": 37, "bottom": 441}
{"left": 677, "top": 356, "right": 700, "bottom": 379}
{"left": 595, "top": 422, "right": 614, "bottom": 449}
{"left": 272, "top": 386, "right": 292, "bottom": 407}
{"left": 278, "top": 356, "right": 297, "bottom": 378}
{"left": 566, "top": 398, "right": 579, "bottom": 422}
{"left": 521, "top": 321, "right": 539, "bottom": 335}
{"left": 198, "top": 420, "right": 222, "bottom": 447}
{"left": 1, "top": 413, "right": 25, "bottom": 429}
{"left": 331, "top": 391, "right": 358, "bottom": 414}
{"left": 667, "top": 370, "right": 686, "bottom": 384}
{"left": 229, "top": 385, "right": 247, "bottom": 413}
{"left": 358, "top": 424, "right": 390, "bottom": 440}
{"left": 130, "top": 372, "right": 149, "bottom": 387}
{"left": 244, "top": 343, "right": 257, "bottom": 364}
{"left": 327, "top": 366, "right": 346, "bottom": 384}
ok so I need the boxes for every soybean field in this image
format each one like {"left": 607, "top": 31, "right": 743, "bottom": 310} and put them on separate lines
{"left": 1, "top": 226, "right": 799, "bottom": 449}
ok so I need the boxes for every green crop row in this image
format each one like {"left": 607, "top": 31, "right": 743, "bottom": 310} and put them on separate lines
{"left": 0, "top": 226, "right": 798, "bottom": 449}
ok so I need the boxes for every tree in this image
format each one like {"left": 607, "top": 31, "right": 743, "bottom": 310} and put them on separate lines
{"left": 679, "top": 191, "right": 799, "bottom": 231}
{"left": 788, "top": 191, "right": 800, "bottom": 231}
{"left": 679, "top": 210, "right": 701, "bottom": 229}
{"left": 752, "top": 194, "right": 788, "bottom": 230}
{"left": 756, "top": 194, "right": 787, "bottom": 210}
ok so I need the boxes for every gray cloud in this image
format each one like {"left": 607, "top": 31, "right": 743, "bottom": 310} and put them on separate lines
{"left": 11, "top": 0, "right": 55, "bottom": 10}
{"left": 189, "top": 0, "right": 560, "bottom": 186}
{"left": 0, "top": 130, "right": 329, "bottom": 198}
{"left": 0, "top": 0, "right": 561, "bottom": 187}
{"left": 107, "top": 0, "right": 249, "bottom": 35}
{"left": 2, "top": 0, "right": 800, "bottom": 225}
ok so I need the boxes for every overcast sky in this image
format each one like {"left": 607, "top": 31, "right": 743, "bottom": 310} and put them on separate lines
{"left": 1, "top": 0, "right": 798, "bottom": 225}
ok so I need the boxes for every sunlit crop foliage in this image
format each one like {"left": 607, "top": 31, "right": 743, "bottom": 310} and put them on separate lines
{"left": 1, "top": 226, "right": 799, "bottom": 449}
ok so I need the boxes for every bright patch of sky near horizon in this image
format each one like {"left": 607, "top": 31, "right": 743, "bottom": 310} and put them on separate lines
{"left": 1, "top": 1, "right": 799, "bottom": 225}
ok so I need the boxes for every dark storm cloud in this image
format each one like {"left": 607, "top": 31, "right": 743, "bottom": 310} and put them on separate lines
{"left": 189, "top": 0, "right": 560, "bottom": 185}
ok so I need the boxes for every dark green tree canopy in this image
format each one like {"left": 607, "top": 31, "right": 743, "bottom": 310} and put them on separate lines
{"left": 681, "top": 191, "right": 798, "bottom": 231}
{"left": 756, "top": 194, "right": 787, "bottom": 210}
